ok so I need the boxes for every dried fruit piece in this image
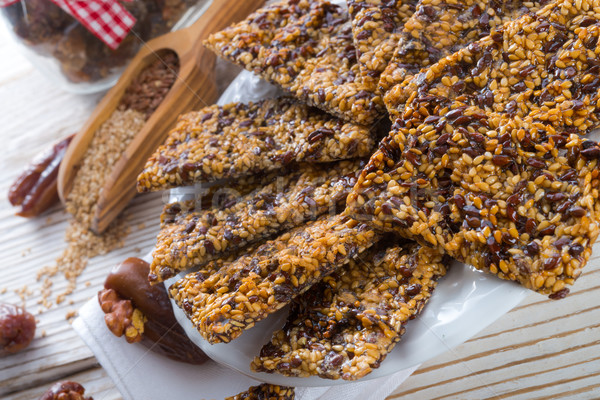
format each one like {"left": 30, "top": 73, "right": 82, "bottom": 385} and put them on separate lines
{"left": 252, "top": 242, "right": 447, "bottom": 380}
{"left": 8, "top": 134, "right": 73, "bottom": 217}
{"left": 0, "top": 303, "right": 36, "bottom": 353}
{"left": 38, "top": 381, "right": 92, "bottom": 400}
{"left": 226, "top": 384, "right": 295, "bottom": 400}
{"left": 170, "top": 214, "right": 380, "bottom": 344}
{"left": 205, "top": 0, "right": 384, "bottom": 125}
{"left": 99, "top": 257, "right": 207, "bottom": 364}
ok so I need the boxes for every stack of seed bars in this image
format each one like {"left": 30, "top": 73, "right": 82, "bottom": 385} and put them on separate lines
{"left": 136, "top": 0, "right": 600, "bottom": 388}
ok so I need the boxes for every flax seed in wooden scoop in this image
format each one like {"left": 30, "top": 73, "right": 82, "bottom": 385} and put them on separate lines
{"left": 58, "top": 0, "right": 265, "bottom": 234}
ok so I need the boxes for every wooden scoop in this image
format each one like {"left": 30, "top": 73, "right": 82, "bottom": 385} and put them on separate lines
{"left": 58, "top": 0, "right": 264, "bottom": 234}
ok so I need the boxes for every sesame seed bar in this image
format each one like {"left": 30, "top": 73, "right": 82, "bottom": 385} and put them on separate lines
{"left": 251, "top": 242, "right": 447, "bottom": 380}
{"left": 225, "top": 384, "right": 295, "bottom": 400}
{"left": 348, "top": 0, "right": 418, "bottom": 90}
{"left": 204, "top": 0, "right": 385, "bottom": 126}
{"left": 379, "top": 0, "right": 546, "bottom": 94}
{"left": 347, "top": 1, "right": 600, "bottom": 298}
{"left": 137, "top": 98, "right": 374, "bottom": 192}
{"left": 150, "top": 161, "right": 364, "bottom": 283}
{"left": 383, "top": 0, "right": 600, "bottom": 124}
{"left": 169, "top": 214, "right": 380, "bottom": 343}
{"left": 347, "top": 104, "right": 600, "bottom": 297}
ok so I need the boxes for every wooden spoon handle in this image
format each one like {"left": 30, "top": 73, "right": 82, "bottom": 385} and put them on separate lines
{"left": 92, "top": 0, "right": 265, "bottom": 233}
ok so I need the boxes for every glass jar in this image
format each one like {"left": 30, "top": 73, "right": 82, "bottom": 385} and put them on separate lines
{"left": 0, "top": 0, "right": 205, "bottom": 93}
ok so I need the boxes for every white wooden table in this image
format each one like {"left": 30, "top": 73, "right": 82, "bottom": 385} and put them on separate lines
{"left": 1, "top": 22, "right": 599, "bottom": 400}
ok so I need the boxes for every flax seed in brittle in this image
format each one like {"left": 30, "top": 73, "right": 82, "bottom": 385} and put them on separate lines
{"left": 150, "top": 161, "right": 364, "bottom": 283}
{"left": 251, "top": 242, "right": 447, "bottom": 380}
{"left": 137, "top": 98, "right": 374, "bottom": 192}
{"left": 204, "top": 0, "right": 385, "bottom": 125}
{"left": 169, "top": 214, "right": 379, "bottom": 343}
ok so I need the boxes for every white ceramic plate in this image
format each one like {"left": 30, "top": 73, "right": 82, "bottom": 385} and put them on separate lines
{"left": 165, "top": 70, "right": 531, "bottom": 387}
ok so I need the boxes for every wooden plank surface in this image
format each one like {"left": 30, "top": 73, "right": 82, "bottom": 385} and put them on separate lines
{"left": 1, "top": 20, "right": 599, "bottom": 400}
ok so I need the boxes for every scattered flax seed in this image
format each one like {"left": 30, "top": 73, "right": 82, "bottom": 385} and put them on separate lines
{"left": 0, "top": 287, "right": 6, "bottom": 295}
{"left": 41, "top": 330, "right": 47, "bottom": 338}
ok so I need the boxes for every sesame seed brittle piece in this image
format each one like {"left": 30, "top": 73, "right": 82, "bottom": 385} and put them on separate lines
{"left": 225, "top": 384, "right": 295, "bottom": 400}
{"left": 347, "top": 0, "right": 600, "bottom": 297}
{"left": 347, "top": 0, "right": 419, "bottom": 90}
{"left": 150, "top": 161, "right": 365, "bottom": 283}
{"left": 251, "top": 242, "right": 448, "bottom": 380}
{"left": 347, "top": 106, "right": 600, "bottom": 297}
{"left": 169, "top": 214, "right": 380, "bottom": 344}
{"left": 383, "top": 0, "right": 600, "bottom": 124}
{"left": 204, "top": 0, "right": 385, "bottom": 125}
{"left": 379, "top": 0, "right": 547, "bottom": 95}
{"left": 137, "top": 98, "right": 374, "bottom": 192}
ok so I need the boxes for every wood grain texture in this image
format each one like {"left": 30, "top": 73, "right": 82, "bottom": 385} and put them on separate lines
{"left": 1, "top": 18, "right": 600, "bottom": 400}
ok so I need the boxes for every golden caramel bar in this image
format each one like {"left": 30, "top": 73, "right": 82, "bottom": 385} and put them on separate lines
{"left": 251, "top": 242, "right": 448, "bottom": 380}
{"left": 348, "top": 0, "right": 418, "bottom": 89}
{"left": 348, "top": 0, "right": 600, "bottom": 298}
{"left": 204, "top": 0, "right": 385, "bottom": 125}
{"left": 383, "top": 0, "right": 600, "bottom": 124}
{"left": 225, "top": 384, "right": 295, "bottom": 400}
{"left": 149, "top": 161, "right": 364, "bottom": 283}
{"left": 137, "top": 98, "right": 374, "bottom": 192}
{"left": 169, "top": 214, "right": 380, "bottom": 343}
{"left": 379, "top": 0, "right": 545, "bottom": 94}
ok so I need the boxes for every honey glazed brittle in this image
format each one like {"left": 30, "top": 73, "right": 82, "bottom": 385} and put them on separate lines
{"left": 379, "top": 0, "right": 547, "bottom": 94}
{"left": 137, "top": 98, "right": 374, "bottom": 192}
{"left": 169, "top": 214, "right": 379, "bottom": 343}
{"left": 347, "top": 0, "right": 419, "bottom": 90}
{"left": 150, "top": 161, "right": 364, "bottom": 283}
{"left": 251, "top": 242, "right": 448, "bottom": 380}
{"left": 204, "top": 0, "right": 385, "bottom": 125}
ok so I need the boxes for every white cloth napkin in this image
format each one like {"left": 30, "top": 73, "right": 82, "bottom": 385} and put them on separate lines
{"left": 73, "top": 299, "right": 419, "bottom": 400}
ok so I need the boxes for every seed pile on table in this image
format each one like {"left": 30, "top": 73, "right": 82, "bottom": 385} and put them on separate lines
{"left": 346, "top": 0, "right": 600, "bottom": 297}
{"left": 137, "top": 97, "right": 374, "bottom": 192}
{"left": 204, "top": 1, "right": 385, "bottom": 125}
{"left": 39, "top": 52, "right": 180, "bottom": 308}
{"left": 128, "top": 0, "right": 600, "bottom": 383}
{"left": 169, "top": 213, "right": 379, "bottom": 344}
{"left": 225, "top": 384, "right": 295, "bottom": 400}
{"left": 150, "top": 160, "right": 364, "bottom": 283}
{"left": 379, "top": 0, "right": 547, "bottom": 94}
{"left": 252, "top": 242, "right": 448, "bottom": 380}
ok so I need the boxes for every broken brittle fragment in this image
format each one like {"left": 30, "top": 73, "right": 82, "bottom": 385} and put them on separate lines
{"left": 252, "top": 242, "right": 448, "bottom": 379}
{"left": 204, "top": 0, "right": 385, "bottom": 125}
{"left": 137, "top": 98, "right": 374, "bottom": 193}
{"left": 379, "top": 0, "right": 547, "bottom": 94}
{"left": 170, "top": 213, "right": 380, "bottom": 344}
{"left": 225, "top": 384, "right": 295, "bottom": 400}
{"left": 150, "top": 161, "right": 364, "bottom": 283}
{"left": 348, "top": 0, "right": 418, "bottom": 90}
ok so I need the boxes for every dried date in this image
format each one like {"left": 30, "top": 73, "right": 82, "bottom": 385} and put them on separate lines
{"left": 99, "top": 257, "right": 207, "bottom": 364}
{"left": 39, "top": 381, "right": 92, "bottom": 400}
{"left": 8, "top": 134, "right": 73, "bottom": 217}
{"left": 0, "top": 303, "right": 36, "bottom": 353}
